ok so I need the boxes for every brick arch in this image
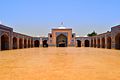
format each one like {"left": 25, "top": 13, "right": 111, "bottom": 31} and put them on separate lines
{"left": 107, "top": 37, "right": 111, "bottom": 49}
{"left": 43, "top": 40, "right": 48, "bottom": 47}
{"left": 85, "top": 40, "right": 89, "bottom": 47}
{"left": 1, "top": 34, "right": 9, "bottom": 50}
{"left": 97, "top": 38, "right": 100, "bottom": 48}
{"left": 115, "top": 33, "right": 120, "bottom": 49}
{"left": 102, "top": 37, "right": 105, "bottom": 48}
{"left": 24, "top": 39, "right": 27, "bottom": 48}
{"left": 77, "top": 40, "right": 81, "bottom": 47}
{"left": 34, "top": 40, "right": 39, "bottom": 47}
{"left": 19, "top": 38, "right": 23, "bottom": 49}
{"left": 56, "top": 34, "right": 67, "bottom": 47}
{"left": 28, "top": 39, "right": 30, "bottom": 48}
{"left": 13, "top": 37, "right": 17, "bottom": 49}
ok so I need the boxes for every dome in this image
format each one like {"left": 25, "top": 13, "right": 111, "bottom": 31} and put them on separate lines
{"left": 58, "top": 26, "right": 66, "bottom": 29}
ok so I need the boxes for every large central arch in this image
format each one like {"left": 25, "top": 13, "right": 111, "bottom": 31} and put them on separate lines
{"left": 56, "top": 34, "right": 68, "bottom": 47}
{"left": 1, "top": 34, "right": 9, "bottom": 50}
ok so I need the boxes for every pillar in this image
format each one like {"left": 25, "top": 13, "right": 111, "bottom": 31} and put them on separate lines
{"left": 89, "top": 38, "right": 91, "bottom": 47}
{"left": 17, "top": 38, "right": 19, "bottom": 49}
{"left": 100, "top": 37, "right": 102, "bottom": 48}
{"left": 26, "top": 38, "right": 28, "bottom": 48}
{"left": 30, "top": 38, "right": 31, "bottom": 48}
{"left": 33, "top": 40, "right": 34, "bottom": 47}
{"left": 9, "top": 36, "right": 12, "bottom": 50}
{"left": 22, "top": 38, "right": 24, "bottom": 48}
{"left": 105, "top": 36, "right": 107, "bottom": 49}
{"left": 93, "top": 38, "right": 95, "bottom": 47}
{"left": 96, "top": 37, "right": 98, "bottom": 48}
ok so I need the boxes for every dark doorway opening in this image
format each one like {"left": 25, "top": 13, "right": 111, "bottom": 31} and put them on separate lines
{"left": 34, "top": 40, "right": 39, "bottom": 47}
{"left": 1, "top": 34, "right": 9, "bottom": 50}
{"left": 97, "top": 38, "right": 100, "bottom": 48}
{"left": 107, "top": 37, "right": 111, "bottom": 49}
{"left": 43, "top": 40, "right": 48, "bottom": 47}
{"left": 28, "top": 39, "right": 30, "bottom": 48}
{"left": 56, "top": 34, "right": 67, "bottom": 47}
{"left": 102, "top": 37, "right": 105, "bottom": 48}
{"left": 13, "top": 37, "right": 17, "bottom": 49}
{"left": 77, "top": 40, "right": 81, "bottom": 47}
{"left": 19, "top": 38, "right": 23, "bottom": 49}
{"left": 115, "top": 33, "right": 120, "bottom": 49}
{"left": 85, "top": 40, "right": 89, "bottom": 47}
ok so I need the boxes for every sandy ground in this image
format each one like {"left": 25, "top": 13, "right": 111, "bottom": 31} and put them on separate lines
{"left": 0, "top": 47, "right": 120, "bottom": 80}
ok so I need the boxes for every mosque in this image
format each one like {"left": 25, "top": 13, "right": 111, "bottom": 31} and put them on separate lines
{"left": 0, "top": 23, "right": 120, "bottom": 51}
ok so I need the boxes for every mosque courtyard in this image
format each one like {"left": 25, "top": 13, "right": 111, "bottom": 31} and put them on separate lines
{"left": 0, "top": 47, "right": 120, "bottom": 80}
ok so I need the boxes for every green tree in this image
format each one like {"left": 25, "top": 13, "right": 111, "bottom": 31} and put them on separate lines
{"left": 87, "top": 31, "right": 97, "bottom": 37}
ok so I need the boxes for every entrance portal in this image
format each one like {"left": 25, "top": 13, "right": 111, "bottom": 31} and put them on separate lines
{"left": 56, "top": 34, "right": 67, "bottom": 47}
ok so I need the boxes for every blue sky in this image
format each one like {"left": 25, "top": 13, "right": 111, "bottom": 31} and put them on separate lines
{"left": 0, "top": 0, "right": 120, "bottom": 36}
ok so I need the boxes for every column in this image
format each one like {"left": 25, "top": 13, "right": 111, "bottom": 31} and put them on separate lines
{"left": 26, "top": 38, "right": 28, "bottom": 48}
{"left": 105, "top": 36, "right": 107, "bottom": 49}
{"left": 96, "top": 37, "right": 98, "bottom": 48}
{"left": 33, "top": 40, "right": 34, "bottom": 47}
{"left": 30, "top": 38, "right": 31, "bottom": 48}
{"left": 93, "top": 38, "right": 95, "bottom": 47}
{"left": 89, "top": 38, "right": 91, "bottom": 47}
{"left": 22, "top": 38, "right": 24, "bottom": 48}
{"left": 100, "top": 37, "right": 102, "bottom": 48}
{"left": 17, "top": 38, "right": 19, "bottom": 49}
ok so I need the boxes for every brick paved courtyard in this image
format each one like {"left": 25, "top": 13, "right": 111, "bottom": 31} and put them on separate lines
{"left": 0, "top": 47, "right": 120, "bottom": 80}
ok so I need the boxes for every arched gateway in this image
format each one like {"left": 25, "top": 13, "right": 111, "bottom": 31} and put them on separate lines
{"left": 56, "top": 34, "right": 68, "bottom": 47}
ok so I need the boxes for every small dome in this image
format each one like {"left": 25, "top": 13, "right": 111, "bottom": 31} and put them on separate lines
{"left": 58, "top": 26, "right": 66, "bottom": 29}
